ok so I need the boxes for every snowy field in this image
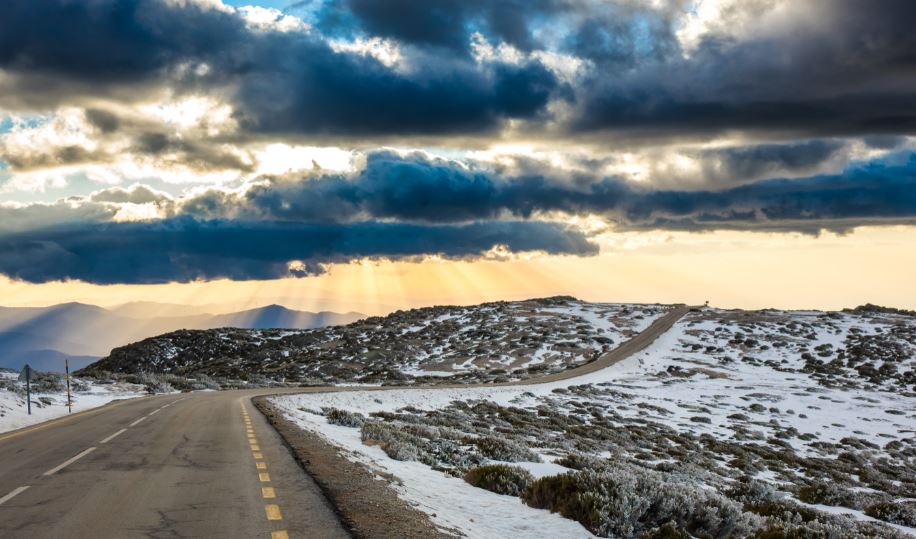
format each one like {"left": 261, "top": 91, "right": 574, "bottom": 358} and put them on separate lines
{"left": 0, "top": 370, "right": 146, "bottom": 434}
{"left": 271, "top": 308, "right": 916, "bottom": 538}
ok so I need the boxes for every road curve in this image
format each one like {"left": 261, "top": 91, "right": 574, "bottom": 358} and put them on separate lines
{"left": 0, "top": 389, "right": 348, "bottom": 539}
{"left": 0, "top": 304, "right": 692, "bottom": 538}
{"left": 510, "top": 303, "right": 692, "bottom": 385}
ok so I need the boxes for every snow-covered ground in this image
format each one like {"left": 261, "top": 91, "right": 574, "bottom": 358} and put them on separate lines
{"left": 271, "top": 308, "right": 916, "bottom": 537}
{"left": 0, "top": 371, "right": 146, "bottom": 434}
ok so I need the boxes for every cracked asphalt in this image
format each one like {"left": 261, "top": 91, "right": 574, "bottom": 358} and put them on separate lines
{"left": 0, "top": 389, "right": 348, "bottom": 538}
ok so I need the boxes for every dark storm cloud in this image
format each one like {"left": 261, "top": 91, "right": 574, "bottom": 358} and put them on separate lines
{"left": 692, "top": 140, "right": 847, "bottom": 186}
{"left": 180, "top": 150, "right": 916, "bottom": 232}
{"left": 319, "top": 0, "right": 561, "bottom": 53}
{"left": 574, "top": 0, "right": 916, "bottom": 137}
{"left": 0, "top": 219, "right": 597, "bottom": 284}
{"left": 1, "top": 0, "right": 914, "bottom": 139}
{"left": 0, "top": 0, "right": 558, "bottom": 136}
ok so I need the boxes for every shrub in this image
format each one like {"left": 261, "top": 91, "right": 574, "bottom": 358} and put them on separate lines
{"left": 475, "top": 435, "right": 542, "bottom": 462}
{"left": 464, "top": 464, "right": 534, "bottom": 496}
{"left": 521, "top": 465, "right": 757, "bottom": 538}
{"left": 361, "top": 422, "right": 422, "bottom": 461}
{"left": 324, "top": 407, "right": 365, "bottom": 427}
{"left": 557, "top": 452, "right": 604, "bottom": 470}
{"left": 864, "top": 501, "right": 916, "bottom": 527}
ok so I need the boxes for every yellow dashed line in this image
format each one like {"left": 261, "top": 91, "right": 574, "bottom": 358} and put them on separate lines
{"left": 241, "top": 399, "right": 286, "bottom": 534}
{"left": 265, "top": 504, "right": 283, "bottom": 521}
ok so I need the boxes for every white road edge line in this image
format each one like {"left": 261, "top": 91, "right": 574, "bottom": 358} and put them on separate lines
{"left": 147, "top": 409, "right": 159, "bottom": 416}
{"left": 100, "top": 428, "right": 127, "bottom": 444}
{"left": 43, "top": 447, "right": 96, "bottom": 476}
{"left": 0, "top": 486, "right": 29, "bottom": 506}
{"left": 130, "top": 417, "right": 146, "bottom": 427}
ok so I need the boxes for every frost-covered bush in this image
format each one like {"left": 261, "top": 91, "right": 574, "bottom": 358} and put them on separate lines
{"left": 750, "top": 500, "right": 908, "bottom": 538}
{"left": 146, "top": 381, "right": 175, "bottom": 394}
{"left": 30, "top": 371, "right": 66, "bottom": 393}
{"left": 361, "top": 422, "right": 422, "bottom": 461}
{"left": 521, "top": 464, "right": 757, "bottom": 538}
{"left": 557, "top": 453, "right": 604, "bottom": 470}
{"left": 324, "top": 408, "right": 365, "bottom": 427}
{"left": 475, "top": 435, "right": 542, "bottom": 462}
{"left": 865, "top": 501, "right": 916, "bottom": 527}
{"left": 464, "top": 464, "right": 534, "bottom": 496}
{"left": 726, "top": 479, "right": 783, "bottom": 506}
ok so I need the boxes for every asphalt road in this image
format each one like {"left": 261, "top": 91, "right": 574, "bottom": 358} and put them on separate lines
{"left": 0, "top": 388, "right": 349, "bottom": 539}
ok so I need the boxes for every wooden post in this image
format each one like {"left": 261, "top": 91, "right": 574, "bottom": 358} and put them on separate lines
{"left": 65, "top": 359, "right": 72, "bottom": 414}
{"left": 26, "top": 365, "right": 31, "bottom": 415}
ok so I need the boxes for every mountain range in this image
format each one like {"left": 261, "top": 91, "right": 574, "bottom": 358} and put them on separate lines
{"left": 0, "top": 302, "right": 364, "bottom": 372}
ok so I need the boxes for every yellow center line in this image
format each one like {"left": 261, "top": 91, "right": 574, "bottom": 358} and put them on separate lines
{"left": 240, "top": 398, "right": 286, "bottom": 535}
{"left": 265, "top": 504, "right": 283, "bottom": 521}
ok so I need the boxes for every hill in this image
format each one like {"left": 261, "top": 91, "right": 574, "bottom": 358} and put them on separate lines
{"left": 0, "top": 303, "right": 364, "bottom": 372}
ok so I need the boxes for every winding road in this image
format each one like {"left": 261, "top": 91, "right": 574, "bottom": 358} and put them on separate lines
{"left": 0, "top": 304, "right": 691, "bottom": 538}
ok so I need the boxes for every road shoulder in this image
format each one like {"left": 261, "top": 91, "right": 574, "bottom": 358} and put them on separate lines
{"left": 253, "top": 397, "right": 452, "bottom": 539}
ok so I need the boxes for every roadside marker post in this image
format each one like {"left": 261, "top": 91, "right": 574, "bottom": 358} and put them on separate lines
{"left": 26, "top": 364, "right": 31, "bottom": 415}
{"left": 65, "top": 359, "right": 72, "bottom": 414}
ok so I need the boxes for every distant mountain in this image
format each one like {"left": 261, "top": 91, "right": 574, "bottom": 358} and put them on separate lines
{"left": 3, "top": 350, "right": 99, "bottom": 373}
{"left": 111, "top": 301, "right": 215, "bottom": 318}
{"left": 0, "top": 303, "right": 364, "bottom": 372}
{"left": 207, "top": 305, "right": 363, "bottom": 330}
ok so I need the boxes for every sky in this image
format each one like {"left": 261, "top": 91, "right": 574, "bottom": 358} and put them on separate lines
{"left": 0, "top": 0, "right": 915, "bottom": 312}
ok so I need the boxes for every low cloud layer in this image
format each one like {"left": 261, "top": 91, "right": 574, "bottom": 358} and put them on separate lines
{"left": 178, "top": 150, "right": 916, "bottom": 232}
{"left": 0, "top": 219, "right": 597, "bottom": 284}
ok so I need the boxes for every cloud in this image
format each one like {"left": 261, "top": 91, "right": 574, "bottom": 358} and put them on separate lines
{"left": 573, "top": 1, "right": 916, "bottom": 137}
{"left": 0, "top": 218, "right": 597, "bottom": 284}
{"left": 175, "top": 150, "right": 916, "bottom": 232}
{"left": 0, "top": 0, "right": 559, "bottom": 137}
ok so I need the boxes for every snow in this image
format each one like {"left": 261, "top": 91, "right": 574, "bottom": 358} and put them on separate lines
{"left": 270, "top": 308, "right": 916, "bottom": 537}
{"left": 0, "top": 379, "right": 146, "bottom": 434}
{"left": 277, "top": 408, "right": 594, "bottom": 539}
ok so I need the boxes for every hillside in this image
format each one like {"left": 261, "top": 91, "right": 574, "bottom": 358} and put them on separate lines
{"left": 0, "top": 303, "right": 364, "bottom": 371}
{"left": 270, "top": 305, "right": 916, "bottom": 538}
{"left": 79, "top": 297, "right": 672, "bottom": 384}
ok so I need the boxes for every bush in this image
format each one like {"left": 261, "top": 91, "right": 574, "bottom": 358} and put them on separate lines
{"left": 557, "top": 452, "right": 604, "bottom": 470}
{"left": 30, "top": 371, "right": 66, "bottom": 393}
{"left": 324, "top": 408, "right": 365, "bottom": 427}
{"left": 475, "top": 435, "right": 542, "bottom": 462}
{"left": 521, "top": 465, "right": 757, "bottom": 538}
{"left": 361, "top": 422, "right": 422, "bottom": 461}
{"left": 464, "top": 464, "right": 534, "bottom": 496}
{"left": 865, "top": 501, "right": 916, "bottom": 527}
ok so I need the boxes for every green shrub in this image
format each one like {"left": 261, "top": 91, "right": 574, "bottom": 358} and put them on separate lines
{"left": 464, "top": 464, "right": 534, "bottom": 496}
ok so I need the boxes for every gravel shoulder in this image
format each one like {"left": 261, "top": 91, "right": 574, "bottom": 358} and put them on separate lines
{"left": 254, "top": 397, "right": 454, "bottom": 539}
